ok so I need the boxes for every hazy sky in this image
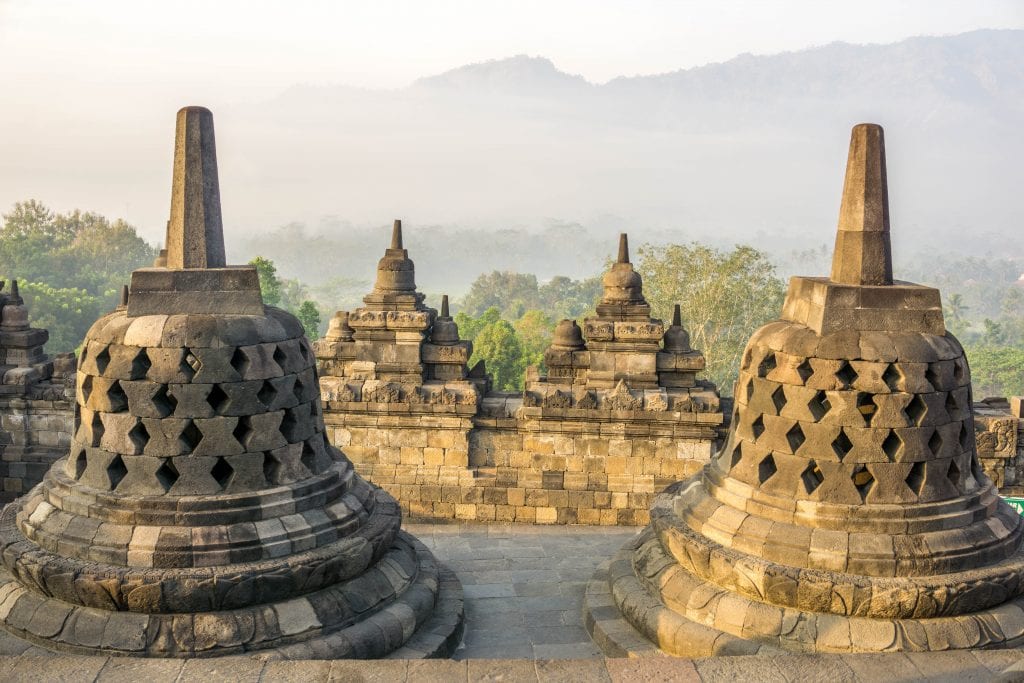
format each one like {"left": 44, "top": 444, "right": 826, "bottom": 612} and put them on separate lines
{"left": 0, "top": 1, "right": 1020, "bottom": 246}
{"left": 2, "top": 0, "right": 1021, "bottom": 95}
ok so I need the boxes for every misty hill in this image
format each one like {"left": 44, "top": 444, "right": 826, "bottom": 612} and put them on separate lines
{"left": 227, "top": 29, "right": 1022, "bottom": 295}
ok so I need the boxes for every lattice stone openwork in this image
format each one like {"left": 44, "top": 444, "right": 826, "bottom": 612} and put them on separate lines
{"left": 584, "top": 123, "right": 1024, "bottom": 657}
{"left": 0, "top": 106, "right": 462, "bottom": 658}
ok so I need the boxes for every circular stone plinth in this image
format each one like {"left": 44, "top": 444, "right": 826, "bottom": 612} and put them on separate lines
{"left": 0, "top": 530, "right": 463, "bottom": 659}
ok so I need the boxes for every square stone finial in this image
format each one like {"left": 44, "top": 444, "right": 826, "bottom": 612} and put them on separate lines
{"left": 780, "top": 124, "right": 943, "bottom": 334}
{"left": 829, "top": 123, "right": 893, "bottom": 287}
{"left": 126, "top": 106, "right": 263, "bottom": 317}
{"left": 166, "top": 106, "right": 226, "bottom": 270}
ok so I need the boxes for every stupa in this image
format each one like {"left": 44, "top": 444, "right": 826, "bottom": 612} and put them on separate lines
{"left": 584, "top": 123, "right": 1024, "bottom": 656}
{"left": 0, "top": 107, "right": 462, "bottom": 658}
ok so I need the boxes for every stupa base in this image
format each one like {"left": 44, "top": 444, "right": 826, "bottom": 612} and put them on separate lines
{"left": 585, "top": 527, "right": 1024, "bottom": 657}
{"left": 0, "top": 531, "right": 463, "bottom": 659}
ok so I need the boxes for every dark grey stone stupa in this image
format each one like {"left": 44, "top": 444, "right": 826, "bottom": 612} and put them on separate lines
{"left": 0, "top": 106, "right": 462, "bottom": 658}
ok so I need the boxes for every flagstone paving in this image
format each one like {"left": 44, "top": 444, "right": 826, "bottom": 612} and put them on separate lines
{"left": 403, "top": 522, "right": 640, "bottom": 660}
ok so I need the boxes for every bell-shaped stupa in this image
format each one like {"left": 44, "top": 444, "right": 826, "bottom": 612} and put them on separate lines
{"left": 584, "top": 123, "right": 1024, "bottom": 656}
{"left": 0, "top": 107, "right": 462, "bottom": 658}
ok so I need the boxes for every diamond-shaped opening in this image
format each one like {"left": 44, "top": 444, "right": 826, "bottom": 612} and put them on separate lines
{"left": 852, "top": 464, "right": 874, "bottom": 501}
{"left": 882, "top": 364, "right": 902, "bottom": 392}
{"left": 72, "top": 448, "right": 87, "bottom": 480}
{"left": 928, "top": 429, "right": 944, "bottom": 456}
{"left": 80, "top": 375, "right": 93, "bottom": 404}
{"left": 744, "top": 378, "right": 754, "bottom": 403}
{"left": 128, "top": 420, "right": 150, "bottom": 453}
{"left": 180, "top": 351, "right": 198, "bottom": 380}
{"left": 728, "top": 443, "right": 743, "bottom": 470}
{"left": 206, "top": 384, "right": 229, "bottom": 414}
{"left": 151, "top": 384, "right": 177, "bottom": 417}
{"left": 945, "top": 391, "right": 958, "bottom": 418}
{"left": 233, "top": 416, "right": 253, "bottom": 449}
{"left": 180, "top": 420, "right": 203, "bottom": 451}
{"left": 90, "top": 412, "right": 105, "bottom": 447}
{"left": 786, "top": 423, "right": 806, "bottom": 453}
{"left": 273, "top": 345, "right": 288, "bottom": 372}
{"left": 258, "top": 380, "right": 277, "bottom": 409}
{"left": 155, "top": 458, "right": 179, "bottom": 492}
{"left": 293, "top": 376, "right": 306, "bottom": 404}
{"left": 832, "top": 429, "right": 854, "bottom": 461}
{"left": 757, "top": 454, "right": 778, "bottom": 484}
{"left": 263, "top": 452, "right": 281, "bottom": 485}
{"left": 796, "top": 358, "right": 813, "bottom": 383}
{"left": 904, "top": 395, "right": 927, "bottom": 426}
{"left": 808, "top": 390, "right": 831, "bottom": 420}
{"left": 835, "top": 361, "right": 858, "bottom": 388}
{"left": 211, "top": 456, "right": 234, "bottom": 489}
{"left": 953, "top": 358, "right": 967, "bottom": 384}
{"left": 299, "top": 341, "right": 311, "bottom": 362}
{"left": 947, "top": 458, "right": 961, "bottom": 492}
{"left": 106, "top": 454, "right": 127, "bottom": 490}
{"left": 280, "top": 408, "right": 300, "bottom": 442}
{"left": 925, "top": 363, "right": 941, "bottom": 391}
{"left": 230, "top": 347, "right": 249, "bottom": 377}
{"left": 750, "top": 414, "right": 765, "bottom": 441}
{"left": 857, "top": 393, "right": 876, "bottom": 425}
{"left": 905, "top": 461, "right": 926, "bottom": 496}
{"left": 959, "top": 422, "right": 972, "bottom": 451}
{"left": 131, "top": 348, "right": 151, "bottom": 379}
{"left": 757, "top": 352, "right": 777, "bottom": 378}
{"left": 800, "top": 460, "right": 824, "bottom": 495}
{"left": 106, "top": 380, "right": 128, "bottom": 412}
{"left": 882, "top": 430, "right": 902, "bottom": 461}
{"left": 771, "top": 386, "right": 787, "bottom": 413}
{"left": 300, "top": 441, "right": 318, "bottom": 474}
{"left": 94, "top": 346, "right": 111, "bottom": 375}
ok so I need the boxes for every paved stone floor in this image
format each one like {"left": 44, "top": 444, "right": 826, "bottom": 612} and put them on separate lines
{"left": 404, "top": 522, "right": 640, "bottom": 660}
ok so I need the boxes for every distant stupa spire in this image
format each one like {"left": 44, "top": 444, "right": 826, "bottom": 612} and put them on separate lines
{"left": 391, "top": 219, "right": 403, "bottom": 250}
{"left": 617, "top": 233, "right": 630, "bottom": 264}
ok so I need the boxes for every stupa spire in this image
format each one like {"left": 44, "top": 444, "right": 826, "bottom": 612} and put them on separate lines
{"left": 617, "top": 233, "right": 630, "bottom": 264}
{"left": 671, "top": 303, "right": 681, "bottom": 327}
{"left": 829, "top": 123, "right": 893, "bottom": 286}
{"left": 440, "top": 294, "right": 450, "bottom": 317}
{"left": 391, "top": 219, "right": 403, "bottom": 250}
{"left": 165, "top": 106, "right": 226, "bottom": 269}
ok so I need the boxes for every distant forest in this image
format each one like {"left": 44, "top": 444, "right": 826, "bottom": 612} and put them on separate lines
{"left": 3, "top": 200, "right": 1023, "bottom": 399}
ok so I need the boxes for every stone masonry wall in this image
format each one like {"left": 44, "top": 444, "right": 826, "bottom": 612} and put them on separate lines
{"left": 321, "top": 395, "right": 720, "bottom": 526}
{"left": 0, "top": 391, "right": 75, "bottom": 503}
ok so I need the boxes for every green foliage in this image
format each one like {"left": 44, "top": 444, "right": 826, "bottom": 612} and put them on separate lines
{"left": 965, "top": 344, "right": 1024, "bottom": 399}
{"left": 454, "top": 307, "right": 501, "bottom": 341}
{"left": 0, "top": 201, "right": 155, "bottom": 352}
{"left": 17, "top": 281, "right": 107, "bottom": 354}
{"left": 250, "top": 256, "right": 283, "bottom": 307}
{"left": 513, "top": 309, "right": 553, "bottom": 373}
{"left": 460, "top": 271, "right": 599, "bottom": 321}
{"left": 636, "top": 242, "right": 786, "bottom": 391}
{"left": 296, "top": 300, "right": 322, "bottom": 340}
{"left": 472, "top": 319, "right": 525, "bottom": 391}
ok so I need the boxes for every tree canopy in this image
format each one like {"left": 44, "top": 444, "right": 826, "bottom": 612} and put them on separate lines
{"left": 636, "top": 242, "right": 786, "bottom": 391}
{"left": 0, "top": 201, "right": 156, "bottom": 352}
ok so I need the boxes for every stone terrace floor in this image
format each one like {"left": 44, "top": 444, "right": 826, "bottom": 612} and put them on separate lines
{"left": 404, "top": 521, "right": 639, "bottom": 660}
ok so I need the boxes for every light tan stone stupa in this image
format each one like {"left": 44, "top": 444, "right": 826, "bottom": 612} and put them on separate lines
{"left": 0, "top": 107, "right": 462, "bottom": 658}
{"left": 584, "top": 123, "right": 1024, "bottom": 656}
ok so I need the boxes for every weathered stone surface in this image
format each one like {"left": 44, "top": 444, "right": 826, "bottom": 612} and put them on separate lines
{"left": 585, "top": 123, "right": 1024, "bottom": 658}
{"left": 0, "top": 105, "right": 461, "bottom": 660}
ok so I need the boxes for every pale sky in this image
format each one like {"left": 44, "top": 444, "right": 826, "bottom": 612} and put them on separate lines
{"left": 1, "top": 0, "right": 1021, "bottom": 96}
{"left": 0, "top": 0, "right": 1020, "bottom": 246}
